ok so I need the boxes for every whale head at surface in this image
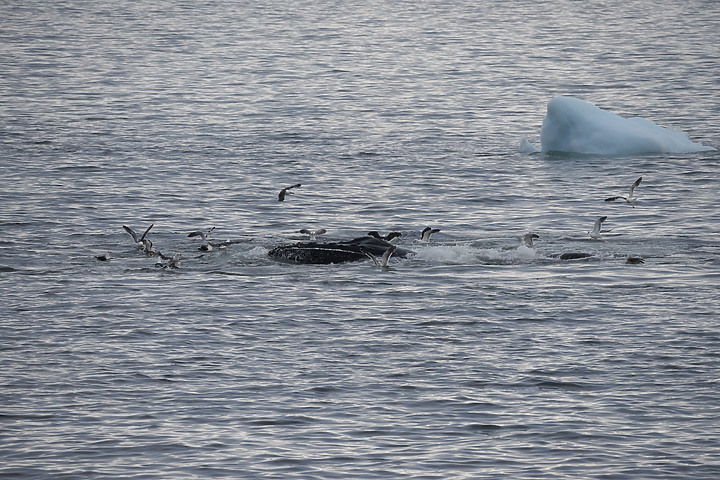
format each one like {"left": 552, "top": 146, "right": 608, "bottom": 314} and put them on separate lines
{"left": 539, "top": 96, "right": 715, "bottom": 155}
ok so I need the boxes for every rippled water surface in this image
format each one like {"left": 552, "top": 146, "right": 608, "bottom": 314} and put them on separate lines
{"left": 2, "top": 0, "right": 720, "bottom": 478}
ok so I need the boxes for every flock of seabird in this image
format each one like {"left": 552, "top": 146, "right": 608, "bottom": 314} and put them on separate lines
{"left": 602, "top": 177, "right": 645, "bottom": 264}
{"left": 98, "top": 177, "right": 645, "bottom": 267}
{"left": 520, "top": 176, "right": 644, "bottom": 264}
{"left": 117, "top": 223, "right": 183, "bottom": 268}
{"left": 106, "top": 222, "right": 250, "bottom": 268}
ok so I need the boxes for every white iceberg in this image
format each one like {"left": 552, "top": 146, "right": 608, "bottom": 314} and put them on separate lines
{"left": 518, "top": 136, "right": 541, "bottom": 153}
{"left": 529, "top": 96, "right": 715, "bottom": 155}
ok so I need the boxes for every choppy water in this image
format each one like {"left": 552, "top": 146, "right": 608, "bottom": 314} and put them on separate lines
{"left": 2, "top": 0, "right": 720, "bottom": 478}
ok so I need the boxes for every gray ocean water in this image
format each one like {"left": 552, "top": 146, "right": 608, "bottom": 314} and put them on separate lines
{"left": 2, "top": 0, "right": 720, "bottom": 478}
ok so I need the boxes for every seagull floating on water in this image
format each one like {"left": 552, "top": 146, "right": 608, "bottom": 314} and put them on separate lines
{"left": 421, "top": 227, "right": 440, "bottom": 242}
{"left": 626, "top": 255, "right": 645, "bottom": 264}
{"left": 368, "top": 231, "right": 402, "bottom": 242}
{"left": 521, "top": 233, "right": 539, "bottom": 247}
{"left": 95, "top": 252, "right": 111, "bottom": 261}
{"left": 588, "top": 216, "right": 611, "bottom": 239}
{"left": 123, "top": 224, "right": 156, "bottom": 254}
{"left": 605, "top": 177, "right": 642, "bottom": 207}
{"left": 188, "top": 227, "right": 216, "bottom": 251}
{"left": 278, "top": 183, "right": 301, "bottom": 202}
{"left": 156, "top": 253, "right": 182, "bottom": 269}
{"left": 299, "top": 228, "right": 327, "bottom": 240}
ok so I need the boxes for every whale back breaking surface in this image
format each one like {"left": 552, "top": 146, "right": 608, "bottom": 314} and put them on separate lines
{"left": 268, "top": 237, "right": 413, "bottom": 264}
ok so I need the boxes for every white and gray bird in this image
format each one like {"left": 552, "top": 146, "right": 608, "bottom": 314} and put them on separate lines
{"left": 299, "top": 228, "right": 327, "bottom": 240}
{"left": 380, "top": 245, "right": 397, "bottom": 267}
{"left": 156, "top": 253, "right": 182, "bottom": 269}
{"left": 278, "top": 183, "right": 301, "bottom": 202}
{"left": 521, "top": 233, "right": 540, "bottom": 247}
{"left": 368, "top": 231, "right": 402, "bottom": 241}
{"left": 123, "top": 224, "right": 156, "bottom": 253}
{"left": 421, "top": 227, "right": 440, "bottom": 242}
{"left": 588, "top": 216, "right": 611, "bottom": 239}
{"left": 188, "top": 227, "right": 216, "bottom": 251}
{"left": 364, "top": 245, "right": 397, "bottom": 268}
{"left": 605, "top": 177, "right": 642, "bottom": 207}
{"left": 166, "top": 253, "right": 182, "bottom": 268}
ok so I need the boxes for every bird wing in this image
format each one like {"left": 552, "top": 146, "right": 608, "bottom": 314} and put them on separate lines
{"left": 380, "top": 245, "right": 396, "bottom": 267}
{"left": 188, "top": 231, "right": 205, "bottom": 240}
{"left": 605, "top": 196, "right": 625, "bottom": 202}
{"left": 123, "top": 225, "right": 139, "bottom": 243}
{"left": 629, "top": 177, "right": 642, "bottom": 196}
{"left": 361, "top": 249, "right": 379, "bottom": 265}
{"left": 140, "top": 224, "right": 154, "bottom": 241}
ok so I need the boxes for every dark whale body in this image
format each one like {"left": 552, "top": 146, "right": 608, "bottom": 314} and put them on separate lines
{"left": 268, "top": 236, "right": 413, "bottom": 264}
{"left": 559, "top": 252, "right": 593, "bottom": 260}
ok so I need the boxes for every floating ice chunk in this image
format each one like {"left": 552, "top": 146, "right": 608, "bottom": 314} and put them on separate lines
{"left": 539, "top": 96, "right": 715, "bottom": 154}
{"left": 518, "top": 137, "right": 541, "bottom": 153}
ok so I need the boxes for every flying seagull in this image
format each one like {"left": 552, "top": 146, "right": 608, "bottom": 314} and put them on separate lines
{"left": 605, "top": 177, "right": 642, "bottom": 207}
{"left": 421, "top": 227, "right": 440, "bottom": 242}
{"left": 521, "top": 233, "right": 540, "bottom": 247}
{"left": 368, "top": 231, "right": 402, "bottom": 241}
{"left": 588, "top": 216, "right": 611, "bottom": 239}
{"left": 278, "top": 183, "right": 301, "bottom": 202}
{"left": 299, "top": 228, "right": 327, "bottom": 240}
